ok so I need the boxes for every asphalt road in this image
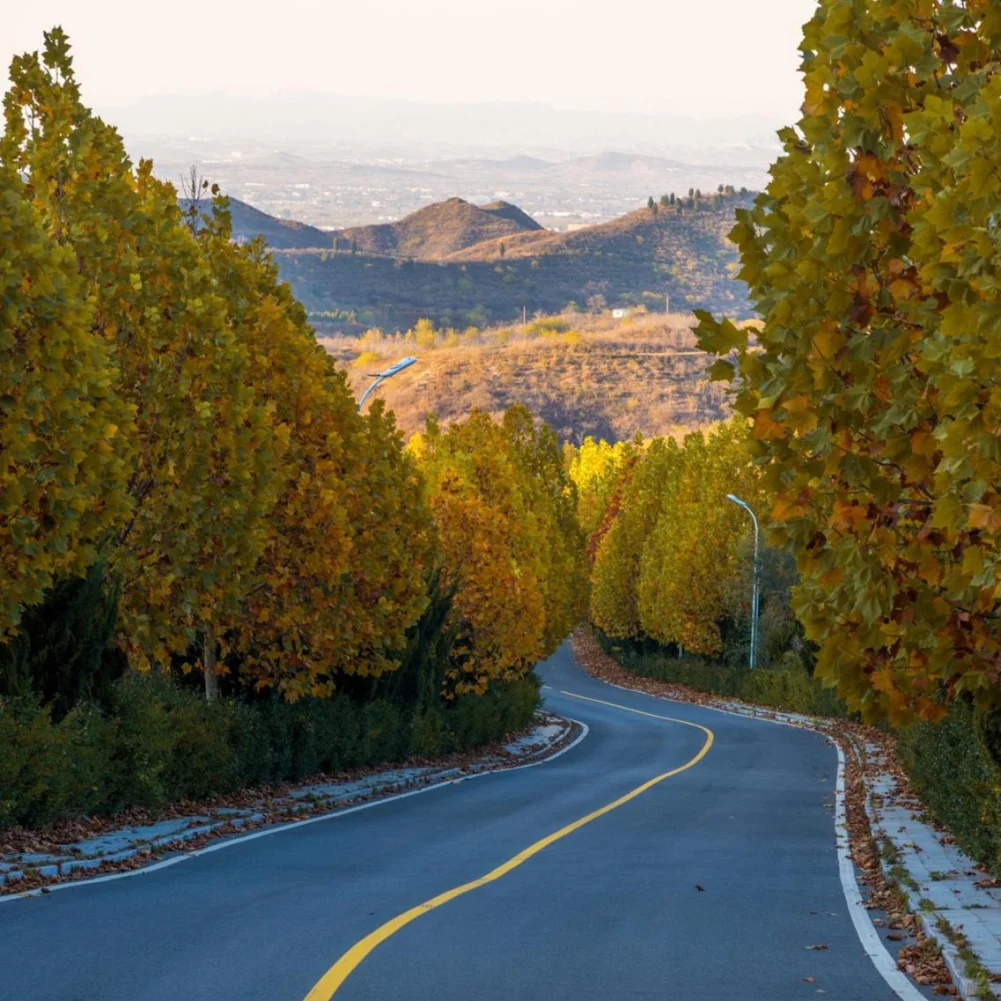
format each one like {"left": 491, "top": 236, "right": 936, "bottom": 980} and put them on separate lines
{"left": 2, "top": 643, "right": 916, "bottom": 1001}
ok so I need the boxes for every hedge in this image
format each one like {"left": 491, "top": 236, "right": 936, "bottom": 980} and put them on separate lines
{"left": 895, "top": 704, "right": 1001, "bottom": 878}
{"left": 0, "top": 672, "right": 540, "bottom": 831}
{"left": 603, "top": 638, "right": 847, "bottom": 718}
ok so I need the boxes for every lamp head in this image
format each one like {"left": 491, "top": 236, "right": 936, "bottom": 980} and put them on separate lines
{"left": 377, "top": 356, "right": 418, "bottom": 379}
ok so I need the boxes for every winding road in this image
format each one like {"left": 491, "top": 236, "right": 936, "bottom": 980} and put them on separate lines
{"left": 2, "top": 644, "right": 927, "bottom": 1001}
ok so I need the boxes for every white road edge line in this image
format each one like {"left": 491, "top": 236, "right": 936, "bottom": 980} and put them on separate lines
{"left": 568, "top": 677, "right": 925, "bottom": 1001}
{"left": 0, "top": 718, "right": 589, "bottom": 906}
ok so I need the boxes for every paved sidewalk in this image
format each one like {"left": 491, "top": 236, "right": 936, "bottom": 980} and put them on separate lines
{"left": 0, "top": 717, "right": 570, "bottom": 890}
{"left": 863, "top": 740, "right": 1001, "bottom": 999}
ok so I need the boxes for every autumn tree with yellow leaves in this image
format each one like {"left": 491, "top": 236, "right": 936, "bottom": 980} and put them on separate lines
{"left": 412, "top": 407, "right": 588, "bottom": 695}
{"left": 565, "top": 437, "right": 637, "bottom": 551}
{"left": 585, "top": 421, "right": 759, "bottom": 653}
{"left": 696, "top": 0, "right": 1001, "bottom": 722}
{"left": 1, "top": 30, "right": 430, "bottom": 700}
{"left": 191, "top": 207, "right": 431, "bottom": 700}
{"left": 637, "top": 422, "right": 758, "bottom": 654}
{"left": 3, "top": 32, "right": 282, "bottom": 695}
{"left": 2, "top": 29, "right": 587, "bottom": 707}
{"left": 0, "top": 163, "right": 133, "bottom": 635}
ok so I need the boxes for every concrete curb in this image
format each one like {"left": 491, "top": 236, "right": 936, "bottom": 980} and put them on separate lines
{"left": 0, "top": 814, "right": 270, "bottom": 887}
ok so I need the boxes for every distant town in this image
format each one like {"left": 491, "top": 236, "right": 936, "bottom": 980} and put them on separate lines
{"left": 132, "top": 135, "right": 773, "bottom": 233}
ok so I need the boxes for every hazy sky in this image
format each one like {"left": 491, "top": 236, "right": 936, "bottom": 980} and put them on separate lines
{"left": 8, "top": 0, "right": 817, "bottom": 119}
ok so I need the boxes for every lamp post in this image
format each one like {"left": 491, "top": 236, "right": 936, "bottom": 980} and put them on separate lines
{"left": 726, "top": 493, "right": 759, "bottom": 670}
{"left": 358, "top": 356, "right": 417, "bottom": 411}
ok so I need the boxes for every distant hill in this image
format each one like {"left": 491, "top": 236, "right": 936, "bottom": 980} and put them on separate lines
{"left": 212, "top": 192, "right": 753, "bottom": 330}
{"left": 326, "top": 312, "right": 733, "bottom": 444}
{"left": 220, "top": 197, "right": 331, "bottom": 249}
{"left": 444, "top": 202, "right": 731, "bottom": 262}
{"left": 273, "top": 193, "right": 753, "bottom": 331}
{"left": 332, "top": 197, "right": 543, "bottom": 259}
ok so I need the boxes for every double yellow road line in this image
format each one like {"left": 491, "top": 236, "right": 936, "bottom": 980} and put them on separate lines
{"left": 304, "top": 690, "right": 714, "bottom": 1000}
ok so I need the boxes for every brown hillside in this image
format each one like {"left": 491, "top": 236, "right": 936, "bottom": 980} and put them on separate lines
{"left": 334, "top": 197, "right": 542, "bottom": 259}
{"left": 281, "top": 194, "right": 754, "bottom": 332}
{"left": 447, "top": 204, "right": 717, "bottom": 262}
{"left": 325, "top": 311, "right": 735, "bottom": 444}
{"left": 195, "top": 197, "right": 331, "bottom": 249}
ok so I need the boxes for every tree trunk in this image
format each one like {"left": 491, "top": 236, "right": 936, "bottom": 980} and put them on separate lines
{"left": 203, "top": 626, "right": 219, "bottom": 702}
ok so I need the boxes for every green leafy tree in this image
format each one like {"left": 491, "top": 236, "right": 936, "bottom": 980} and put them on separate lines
{"left": 637, "top": 422, "right": 758, "bottom": 654}
{"left": 3, "top": 30, "right": 282, "bottom": 696}
{"left": 590, "top": 438, "right": 682, "bottom": 638}
{"left": 194, "top": 212, "right": 431, "bottom": 699}
{"left": 695, "top": 0, "right": 1001, "bottom": 723}
{"left": 412, "top": 408, "right": 587, "bottom": 694}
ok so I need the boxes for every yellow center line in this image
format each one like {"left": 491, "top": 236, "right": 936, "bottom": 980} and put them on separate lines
{"left": 303, "top": 689, "right": 713, "bottom": 1000}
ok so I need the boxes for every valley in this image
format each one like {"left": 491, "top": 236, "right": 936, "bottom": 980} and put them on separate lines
{"left": 221, "top": 190, "right": 753, "bottom": 332}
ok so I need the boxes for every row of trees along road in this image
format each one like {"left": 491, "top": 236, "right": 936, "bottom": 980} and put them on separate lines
{"left": 567, "top": 422, "right": 803, "bottom": 671}
{"left": 1, "top": 29, "right": 586, "bottom": 709}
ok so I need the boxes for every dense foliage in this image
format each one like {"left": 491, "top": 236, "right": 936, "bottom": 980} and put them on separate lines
{"left": 599, "top": 636, "right": 845, "bottom": 718}
{"left": 896, "top": 703, "right": 1001, "bottom": 876}
{"left": 577, "top": 421, "right": 764, "bottom": 659}
{"left": 411, "top": 406, "right": 588, "bottom": 695}
{"left": 0, "top": 673, "right": 540, "bottom": 830}
{"left": 1, "top": 28, "right": 585, "bottom": 833}
{"left": 696, "top": 0, "right": 1001, "bottom": 724}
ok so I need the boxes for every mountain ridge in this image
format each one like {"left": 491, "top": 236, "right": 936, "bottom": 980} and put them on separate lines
{"left": 332, "top": 197, "right": 543, "bottom": 259}
{"left": 214, "top": 191, "right": 754, "bottom": 330}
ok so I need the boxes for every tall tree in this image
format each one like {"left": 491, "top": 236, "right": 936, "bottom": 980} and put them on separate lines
{"left": 2, "top": 30, "right": 282, "bottom": 696}
{"left": 696, "top": 0, "right": 1001, "bottom": 723}
{"left": 193, "top": 207, "right": 430, "bottom": 699}
{"left": 0, "top": 163, "right": 133, "bottom": 635}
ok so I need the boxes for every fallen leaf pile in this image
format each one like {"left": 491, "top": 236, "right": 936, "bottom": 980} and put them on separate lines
{"left": 897, "top": 938, "right": 953, "bottom": 989}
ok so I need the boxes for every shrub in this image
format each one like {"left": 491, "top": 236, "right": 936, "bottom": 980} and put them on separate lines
{"left": 0, "top": 563, "right": 126, "bottom": 721}
{"left": 525, "top": 318, "right": 570, "bottom": 338}
{"left": 0, "top": 699, "right": 109, "bottom": 828}
{"left": 359, "top": 701, "right": 407, "bottom": 766}
{"left": 896, "top": 704, "right": 1001, "bottom": 877}
{"left": 605, "top": 637, "right": 845, "bottom": 718}
{"left": 353, "top": 350, "right": 382, "bottom": 368}
{"left": 0, "top": 669, "right": 542, "bottom": 831}
{"left": 444, "top": 675, "right": 540, "bottom": 752}
{"left": 411, "top": 708, "right": 445, "bottom": 758}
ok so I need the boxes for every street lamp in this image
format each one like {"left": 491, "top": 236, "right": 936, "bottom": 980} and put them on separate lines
{"left": 358, "top": 356, "right": 417, "bottom": 411}
{"left": 726, "top": 493, "right": 760, "bottom": 671}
